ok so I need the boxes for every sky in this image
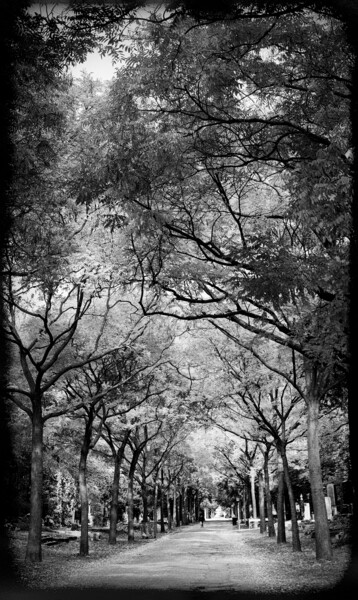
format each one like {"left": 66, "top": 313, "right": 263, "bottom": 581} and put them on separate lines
{"left": 70, "top": 51, "right": 117, "bottom": 81}
{"left": 29, "top": 2, "right": 118, "bottom": 81}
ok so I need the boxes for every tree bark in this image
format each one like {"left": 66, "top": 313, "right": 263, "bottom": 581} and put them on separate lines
{"left": 142, "top": 480, "right": 149, "bottom": 537}
{"left": 305, "top": 362, "right": 332, "bottom": 560}
{"left": 242, "top": 486, "right": 248, "bottom": 523}
{"left": 167, "top": 488, "right": 172, "bottom": 530}
{"left": 258, "top": 470, "right": 266, "bottom": 534}
{"left": 179, "top": 487, "right": 183, "bottom": 525}
{"left": 79, "top": 421, "right": 92, "bottom": 557}
{"left": 182, "top": 485, "right": 188, "bottom": 525}
{"left": 277, "top": 453, "right": 286, "bottom": 544}
{"left": 26, "top": 398, "right": 43, "bottom": 562}
{"left": 173, "top": 479, "right": 177, "bottom": 528}
{"left": 281, "top": 447, "right": 301, "bottom": 551}
{"left": 108, "top": 459, "right": 121, "bottom": 544}
{"left": 127, "top": 472, "right": 135, "bottom": 542}
{"left": 250, "top": 467, "right": 257, "bottom": 519}
{"left": 153, "top": 480, "right": 158, "bottom": 538}
{"left": 263, "top": 450, "right": 276, "bottom": 538}
{"left": 160, "top": 470, "right": 165, "bottom": 533}
{"left": 108, "top": 431, "right": 130, "bottom": 545}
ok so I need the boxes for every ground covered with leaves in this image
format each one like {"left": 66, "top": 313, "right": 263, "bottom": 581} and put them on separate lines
{"left": 5, "top": 525, "right": 353, "bottom": 595}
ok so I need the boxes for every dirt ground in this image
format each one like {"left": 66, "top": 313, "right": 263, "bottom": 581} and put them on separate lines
{"left": 3, "top": 521, "right": 355, "bottom": 600}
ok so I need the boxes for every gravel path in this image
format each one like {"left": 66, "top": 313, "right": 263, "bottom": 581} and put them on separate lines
{"left": 53, "top": 520, "right": 350, "bottom": 595}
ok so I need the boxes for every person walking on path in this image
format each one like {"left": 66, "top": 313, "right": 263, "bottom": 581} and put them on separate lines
{"left": 199, "top": 509, "right": 205, "bottom": 527}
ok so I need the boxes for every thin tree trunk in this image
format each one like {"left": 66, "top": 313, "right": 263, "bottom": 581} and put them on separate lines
{"left": 160, "top": 471, "right": 165, "bottom": 533}
{"left": 127, "top": 473, "right": 135, "bottom": 542}
{"left": 26, "top": 400, "right": 43, "bottom": 562}
{"left": 108, "top": 432, "right": 130, "bottom": 545}
{"left": 173, "top": 480, "right": 177, "bottom": 528}
{"left": 167, "top": 488, "right": 172, "bottom": 530}
{"left": 179, "top": 488, "right": 183, "bottom": 525}
{"left": 153, "top": 480, "right": 158, "bottom": 539}
{"left": 142, "top": 480, "right": 149, "bottom": 537}
{"left": 250, "top": 468, "right": 257, "bottom": 519}
{"left": 263, "top": 450, "right": 276, "bottom": 538}
{"left": 182, "top": 485, "right": 188, "bottom": 525}
{"left": 277, "top": 453, "right": 286, "bottom": 544}
{"left": 108, "top": 456, "right": 121, "bottom": 545}
{"left": 79, "top": 425, "right": 91, "bottom": 557}
{"left": 305, "top": 363, "right": 332, "bottom": 560}
{"left": 281, "top": 448, "right": 301, "bottom": 551}
{"left": 242, "top": 486, "right": 248, "bottom": 523}
{"left": 258, "top": 470, "right": 266, "bottom": 534}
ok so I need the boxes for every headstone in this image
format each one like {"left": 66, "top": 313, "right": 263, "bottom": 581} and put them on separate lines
{"left": 304, "top": 503, "right": 311, "bottom": 521}
{"left": 325, "top": 496, "right": 333, "bottom": 520}
{"left": 327, "top": 483, "right": 337, "bottom": 515}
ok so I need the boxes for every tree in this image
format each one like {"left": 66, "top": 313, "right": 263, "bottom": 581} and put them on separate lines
{"left": 94, "top": 13, "right": 350, "bottom": 559}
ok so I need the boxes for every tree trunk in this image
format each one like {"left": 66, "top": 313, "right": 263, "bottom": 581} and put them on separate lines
{"left": 281, "top": 448, "right": 301, "bottom": 552}
{"left": 242, "top": 486, "right": 247, "bottom": 523}
{"left": 263, "top": 450, "right": 276, "bottom": 538}
{"left": 109, "top": 432, "right": 130, "bottom": 545}
{"left": 26, "top": 400, "right": 43, "bottom": 562}
{"left": 182, "top": 485, "right": 188, "bottom": 525}
{"left": 108, "top": 455, "right": 121, "bottom": 545}
{"left": 258, "top": 470, "right": 266, "bottom": 534}
{"left": 250, "top": 467, "right": 257, "bottom": 519}
{"left": 195, "top": 488, "right": 200, "bottom": 521}
{"left": 160, "top": 471, "right": 165, "bottom": 533}
{"left": 173, "top": 480, "right": 177, "bottom": 528}
{"left": 167, "top": 489, "right": 172, "bottom": 530}
{"left": 142, "top": 480, "right": 149, "bottom": 537}
{"left": 79, "top": 433, "right": 91, "bottom": 556}
{"left": 153, "top": 480, "right": 158, "bottom": 539}
{"left": 127, "top": 473, "right": 135, "bottom": 542}
{"left": 179, "top": 488, "right": 183, "bottom": 525}
{"left": 277, "top": 453, "right": 286, "bottom": 544}
{"left": 305, "top": 363, "right": 332, "bottom": 560}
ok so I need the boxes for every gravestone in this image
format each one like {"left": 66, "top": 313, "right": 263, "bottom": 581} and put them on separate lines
{"left": 304, "top": 503, "right": 311, "bottom": 521}
{"left": 327, "top": 484, "right": 337, "bottom": 516}
{"left": 325, "top": 496, "right": 333, "bottom": 520}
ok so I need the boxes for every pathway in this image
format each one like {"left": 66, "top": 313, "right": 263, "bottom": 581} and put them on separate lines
{"left": 66, "top": 520, "right": 261, "bottom": 593}
{"left": 47, "top": 520, "right": 351, "bottom": 600}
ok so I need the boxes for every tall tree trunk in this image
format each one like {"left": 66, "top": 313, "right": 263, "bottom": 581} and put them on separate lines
{"left": 182, "top": 485, "right": 188, "bottom": 525}
{"left": 258, "top": 470, "right": 266, "bottom": 534}
{"left": 263, "top": 450, "right": 276, "bottom": 538}
{"left": 109, "top": 456, "right": 121, "bottom": 545}
{"left": 79, "top": 427, "right": 91, "bottom": 557}
{"left": 26, "top": 399, "right": 43, "bottom": 562}
{"left": 179, "top": 487, "right": 183, "bottom": 525}
{"left": 153, "top": 480, "right": 158, "bottom": 539}
{"left": 160, "top": 471, "right": 165, "bottom": 533}
{"left": 305, "top": 362, "right": 332, "bottom": 560}
{"left": 167, "top": 488, "right": 172, "bottom": 530}
{"left": 173, "top": 480, "right": 177, "bottom": 528}
{"left": 242, "top": 486, "right": 247, "bottom": 523}
{"left": 127, "top": 473, "right": 135, "bottom": 542}
{"left": 142, "top": 480, "right": 149, "bottom": 537}
{"left": 195, "top": 488, "right": 200, "bottom": 521}
{"left": 250, "top": 467, "right": 257, "bottom": 519}
{"left": 109, "top": 432, "right": 130, "bottom": 545}
{"left": 281, "top": 447, "right": 301, "bottom": 552}
{"left": 277, "top": 453, "right": 286, "bottom": 544}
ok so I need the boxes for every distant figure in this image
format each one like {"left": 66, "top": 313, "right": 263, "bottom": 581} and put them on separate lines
{"left": 199, "top": 509, "right": 205, "bottom": 527}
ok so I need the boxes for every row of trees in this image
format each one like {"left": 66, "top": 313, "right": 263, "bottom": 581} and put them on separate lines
{"left": 2, "top": 1, "right": 353, "bottom": 567}
{"left": 90, "top": 6, "right": 349, "bottom": 561}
